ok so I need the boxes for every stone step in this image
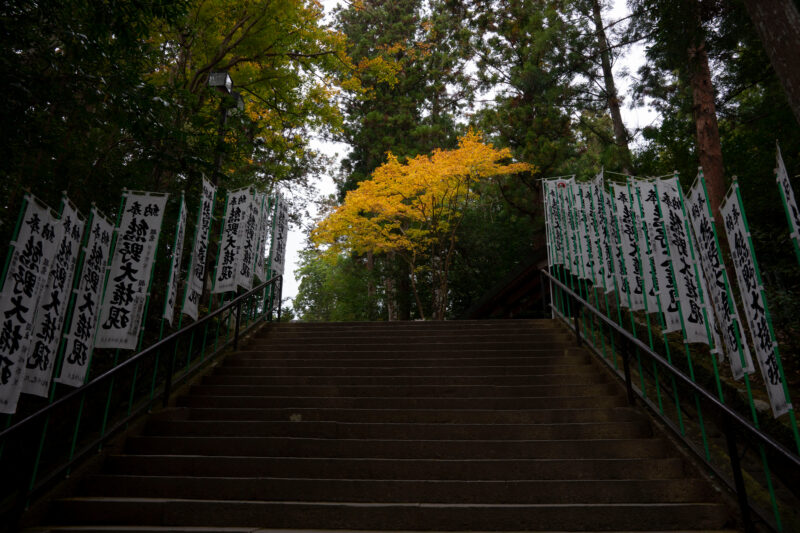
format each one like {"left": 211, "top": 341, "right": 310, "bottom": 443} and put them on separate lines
{"left": 201, "top": 372, "right": 608, "bottom": 386}
{"left": 223, "top": 354, "right": 591, "bottom": 367}
{"left": 212, "top": 363, "right": 597, "bottom": 376}
{"left": 104, "top": 455, "right": 685, "bottom": 480}
{"left": 24, "top": 528, "right": 741, "bottom": 533}
{"left": 82, "top": 476, "right": 712, "bottom": 504}
{"left": 243, "top": 341, "right": 574, "bottom": 351}
{"left": 142, "top": 419, "right": 652, "bottom": 440}
{"left": 175, "top": 406, "right": 642, "bottom": 424}
{"left": 124, "top": 436, "right": 670, "bottom": 459}
{"left": 51, "top": 498, "right": 730, "bottom": 530}
{"left": 187, "top": 383, "right": 620, "bottom": 398}
{"left": 175, "top": 394, "right": 629, "bottom": 410}
{"left": 252, "top": 333, "right": 574, "bottom": 344}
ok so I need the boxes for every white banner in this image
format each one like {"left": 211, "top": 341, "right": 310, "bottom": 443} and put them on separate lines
{"left": 269, "top": 194, "right": 289, "bottom": 277}
{"left": 631, "top": 182, "right": 659, "bottom": 313}
{"left": 721, "top": 184, "right": 790, "bottom": 418}
{"left": 577, "top": 184, "right": 598, "bottom": 282}
{"left": 0, "top": 198, "right": 62, "bottom": 413}
{"left": 95, "top": 192, "right": 168, "bottom": 350}
{"left": 657, "top": 177, "right": 709, "bottom": 343}
{"left": 776, "top": 144, "right": 800, "bottom": 246}
{"left": 22, "top": 201, "right": 85, "bottom": 397}
{"left": 547, "top": 179, "right": 569, "bottom": 266}
{"left": 592, "top": 174, "right": 616, "bottom": 292}
{"left": 253, "top": 194, "right": 269, "bottom": 282}
{"left": 686, "top": 178, "right": 754, "bottom": 379}
{"left": 637, "top": 180, "right": 681, "bottom": 332}
{"left": 163, "top": 195, "right": 187, "bottom": 326}
{"left": 213, "top": 187, "right": 249, "bottom": 294}
{"left": 611, "top": 183, "right": 645, "bottom": 310}
{"left": 607, "top": 189, "right": 628, "bottom": 305}
{"left": 182, "top": 178, "right": 216, "bottom": 321}
{"left": 236, "top": 192, "right": 259, "bottom": 290}
{"left": 57, "top": 209, "right": 113, "bottom": 387}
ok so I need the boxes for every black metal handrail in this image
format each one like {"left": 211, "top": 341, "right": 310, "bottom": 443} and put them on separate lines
{"left": 539, "top": 268, "right": 800, "bottom": 532}
{"left": 0, "top": 274, "right": 282, "bottom": 523}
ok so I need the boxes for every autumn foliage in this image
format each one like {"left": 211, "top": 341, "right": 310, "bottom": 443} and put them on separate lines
{"left": 313, "top": 131, "right": 534, "bottom": 319}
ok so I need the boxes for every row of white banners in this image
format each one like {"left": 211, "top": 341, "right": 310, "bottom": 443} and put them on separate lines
{"left": 543, "top": 148, "right": 799, "bottom": 419}
{"left": 0, "top": 179, "right": 289, "bottom": 414}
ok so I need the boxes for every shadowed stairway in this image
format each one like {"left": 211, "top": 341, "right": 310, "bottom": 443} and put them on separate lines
{"left": 28, "top": 319, "right": 736, "bottom": 532}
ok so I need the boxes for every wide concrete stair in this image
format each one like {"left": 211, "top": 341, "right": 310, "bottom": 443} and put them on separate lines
{"left": 33, "top": 319, "right": 735, "bottom": 531}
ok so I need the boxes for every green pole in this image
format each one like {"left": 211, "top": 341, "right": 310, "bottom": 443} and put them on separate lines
{"left": 28, "top": 196, "right": 83, "bottom": 493}
{"left": 627, "top": 179, "right": 663, "bottom": 414}
{"left": 68, "top": 194, "right": 125, "bottom": 465}
{"left": 609, "top": 181, "right": 648, "bottom": 398}
{"left": 597, "top": 181, "right": 623, "bottom": 370}
{"left": 577, "top": 182, "right": 604, "bottom": 356}
{"left": 653, "top": 175, "right": 712, "bottom": 459}
{"left": 732, "top": 181, "right": 800, "bottom": 454}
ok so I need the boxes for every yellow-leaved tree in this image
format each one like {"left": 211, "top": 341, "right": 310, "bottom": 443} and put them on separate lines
{"left": 313, "top": 131, "right": 535, "bottom": 319}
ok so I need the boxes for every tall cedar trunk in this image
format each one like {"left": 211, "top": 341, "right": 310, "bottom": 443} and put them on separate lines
{"left": 591, "top": 0, "right": 632, "bottom": 173}
{"left": 366, "top": 251, "right": 377, "bottom": 320}
{"left": 741, "top": 0, "right": 800, "bottom": 126}
{"left": 688, "top": 38, "right": 725, "bottom": 222}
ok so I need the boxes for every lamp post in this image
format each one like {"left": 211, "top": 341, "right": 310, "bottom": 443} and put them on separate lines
{"left": 207, "top": 71, "right": 244, "bottom": 186}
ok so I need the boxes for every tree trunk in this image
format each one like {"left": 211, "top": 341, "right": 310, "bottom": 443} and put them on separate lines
{"left": 688, "top": 38, "right": 725, "bottom": 222}
{"left": 591, "top": 0, "right": 633, "bottom": 173}
{"left": 741, "top": 0, "right": 800, "bottom": 126}
{"left": 366, "top": 251, "right": 377, "bottom": 320}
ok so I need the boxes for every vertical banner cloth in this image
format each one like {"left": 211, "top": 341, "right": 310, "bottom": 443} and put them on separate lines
{"left": 95, "top": 192, "right": 168, "bottom": 351}
{"left": 577, "top": 184, "right": 598, "bottom": 283}
{"left": 686, "top": 177, "right": 755, "bottom": 380}
{"left": 720, "top": 184, "right": 791, "bottom": 418}
{"left": 163, "top": 195, "right": 187, "bottom": 326}
{"left": 611, "top": 183, "right": 645, "bottom": 310}
{"left": 657, "top": 177, "right": 709, "bottom": 344}
{"left": 22, "top": 200, "right": 85, "bottom": 397}
{"left": 235, "top": 192, "right": 258, "bottom": 291}
{"left": 183, "top": 179, "right": 216, "bottom": 321}
{"left": 253, "top": 194, "right": 269, "bottom": 282}
{"left": 269, "top": 195, "right": 289, "bottom": 277}
{"left": 0, "top": 198, "right": 63, "bottom": 413}
{"left": 637, "top": 180, "right": 682, "bottom": 332}
{"left": 630, "top": 182, "right": 659, "bottom": 313}
{"left": 592, "top": 174, "right": 616, "bottom": 292}
{"left": 57, "top": 209, "right": 114, "bottom": 387}
{"left": 607, "top": 189, "right": 628, "bottom": 306}
{"left": 547, "top": 179, "right": 569, "bottom": 266}
{"left": 213, "top": 186, "right": 249, "bottom": 294}
{"left": 776, "top": 144, "right": 800, "bottom": 251}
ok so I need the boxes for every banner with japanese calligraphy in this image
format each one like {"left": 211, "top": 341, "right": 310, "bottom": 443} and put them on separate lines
{"left": 253, "top": 194, "right": 269, "bottom": 282}
{"left": 636, "top": 180, "right": 681, "bottom": 333}
{"left": 776, "top": 144, "right": 800, "bottom": 251}
{"left": 611, "top": 183, "right": 645, "bottom": 310}
{"left": 566, "top": 184, "right": 584, "bottom": 277}
{"left": 592, "top": 174, "right": 616, "bottom": 293}
{"left": 628, "top": 179, "right": 661, "bottom": 313}
{"left": 720, "top": 184, "right": 790, "bottom": 417}
{"left": 577, "top": 184, "right": 598, "bottom": 282}
{"left": 542, "top": 181, "right": 555, "bottom": 267}
{"left": 163, "top": 195, "right": 186, "bottom": 326}
{"left": 213, "top": 186, "right": 249, "bottom": 294}
{"left": 657, "top": 177, "right": 709, "bottom": 343}
{"left": 57, "top": 210, "right": 114, "bottom": 387}
{"left": 269, "top": 194, "right": 289, "bottom": 277}
{"left": 22, "top": 200, "right": 85, "bottom": 397}
{"left": 235, "top": 192, "right": 258, "bottom": 291}
{"left": 686, "top": 178, "right": 754, "bottom": 379}
{"left": 182, "top": 178, "right": 216, "bottom": 321}
{"left": 0, "top": 198, "right": 63, "bottom": 413}
{"left": 95, "top": 192, "right": 168, "bottom": 351}
{"left": 548, "top": 179, "right": 571, "bottom": 267}
{"left": 607, "top": 189, "right": 628, "bottom": 305}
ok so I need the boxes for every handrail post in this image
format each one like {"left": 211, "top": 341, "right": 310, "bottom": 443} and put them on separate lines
{"left": 162, "top": 337, "right": 178, "bottom": 408}
{"left": 234, "top": 299, "right": 242, "bottom": 350}
{"left": 572, "top": 295, "right": 581, "bottom": 347}
{"left": 621, "top": 338, "right": 635, "bottom": 405}
{"left": 723, "top": 418, "right": 754, "bottom": 533}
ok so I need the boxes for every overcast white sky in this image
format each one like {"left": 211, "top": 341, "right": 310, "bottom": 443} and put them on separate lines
{"left": 280, "top": 0, "right": 656, "bottom": 303}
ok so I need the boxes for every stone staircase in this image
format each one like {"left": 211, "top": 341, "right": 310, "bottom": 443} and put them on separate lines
{"left": 29, "top": 319, "right": 736, "bottom": 531}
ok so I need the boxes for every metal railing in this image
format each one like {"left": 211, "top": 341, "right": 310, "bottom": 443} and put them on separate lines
{"left": 0, "top": 274, "right": 283, "bottom": 527}
{"left": 539, "top": 268, "right": 800, "bottom": 533}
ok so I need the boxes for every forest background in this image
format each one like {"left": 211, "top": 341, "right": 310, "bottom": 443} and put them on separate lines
{"left": 1, "top": 0, "right": 799, "bottom": 332}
